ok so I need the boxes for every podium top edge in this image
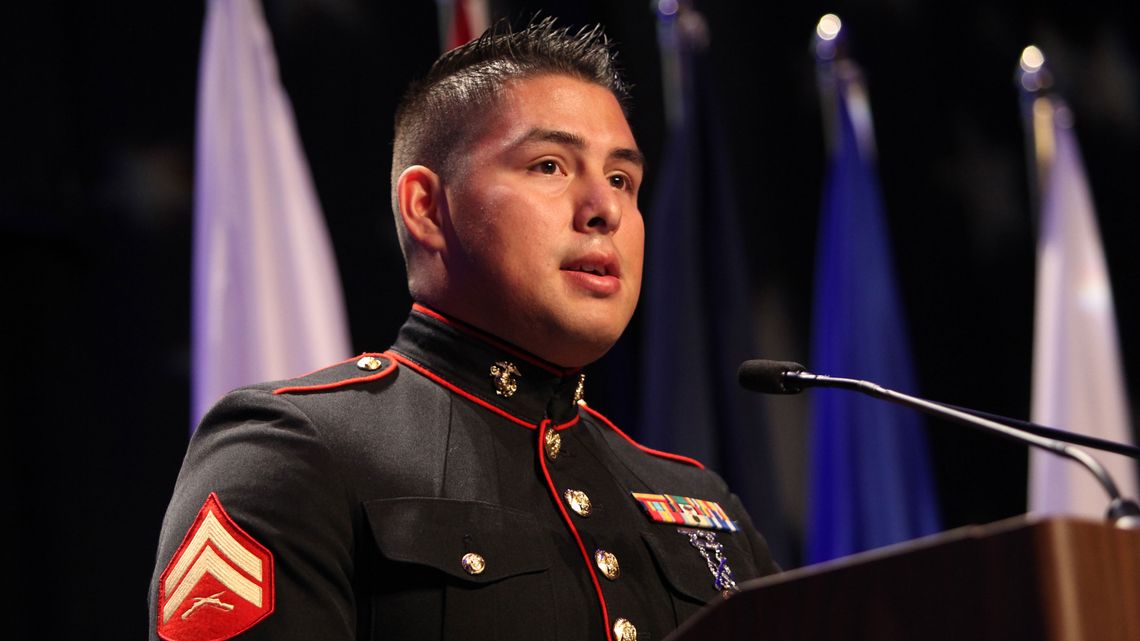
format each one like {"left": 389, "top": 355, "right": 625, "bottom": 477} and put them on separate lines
{"left": 746, "top": 515, "right": 1124, "bottom": 590}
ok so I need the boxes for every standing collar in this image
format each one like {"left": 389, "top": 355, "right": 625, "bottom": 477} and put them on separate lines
{"left": 389, "top": 304, "right": 584, "bottom": 427}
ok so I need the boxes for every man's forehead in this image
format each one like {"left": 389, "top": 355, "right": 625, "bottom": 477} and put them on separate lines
{"left": 511, "top": 127, "right": 645, "bottom": 166}
{"left": 486, "top": 75, "right": 640, "bottom": 153}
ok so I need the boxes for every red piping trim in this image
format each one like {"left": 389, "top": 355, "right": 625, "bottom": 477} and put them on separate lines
{"left": 581, "top": 403, "right": 706, "bottom": 469}
{"left": 551, "top": 414, "right": 581, "bottom": 431}
{"left": 391, "top": 352, "right": 536, "bottom": 429}
{"left": 411, "top": 303, "right": 580, "bottom": 377}
{"left": 272, "top": 352, "right": 398, "bottom": 395}
{"left": 537, "top": 420, "right": 615, "bottom": 641}
{"left": 289, "top": 354, "right": 363, "bottom": 379}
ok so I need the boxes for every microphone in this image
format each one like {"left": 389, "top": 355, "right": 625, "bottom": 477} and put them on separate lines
{"left": 736, "top": 359, "right": 807, "bottom": 395}
{"left": 737, "top": 359, "right": 1140, "bottom": 528}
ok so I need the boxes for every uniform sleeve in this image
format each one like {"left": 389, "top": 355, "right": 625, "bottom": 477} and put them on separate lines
{"left": 726, "top": 492, "right": 781, "bottom": 576}
{"left": 148, "top": 388, "right": 357, "bottom": 641}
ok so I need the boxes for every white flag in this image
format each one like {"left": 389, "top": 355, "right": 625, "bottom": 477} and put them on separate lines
{"left": 192, "top": 0, "right": 352, "bottom": 427}
{"left": 1029, "top": 99, "right": 1138, "bottom": 517}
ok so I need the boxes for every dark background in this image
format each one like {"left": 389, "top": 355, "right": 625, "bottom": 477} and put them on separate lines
{"left": 6, "top": 0, "right": 1139, "bottom": 638}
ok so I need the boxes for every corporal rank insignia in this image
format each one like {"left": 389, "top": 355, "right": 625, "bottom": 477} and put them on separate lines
{"left": 631, "top": 492, "right": 739, "bottom": 532}
{"left": 157, "top": 493, "right": 274, "bottom": 641}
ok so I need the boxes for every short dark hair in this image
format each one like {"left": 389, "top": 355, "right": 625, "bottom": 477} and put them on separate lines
{"left": 390, "top": 16, "right": 630, "bottom": 223}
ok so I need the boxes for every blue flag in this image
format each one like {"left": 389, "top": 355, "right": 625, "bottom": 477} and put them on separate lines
{"left": 638, "top": 9, "right": 789, "bottom": 566}
{"left": 806, "top": 60, "right": 941, "bottom": 563}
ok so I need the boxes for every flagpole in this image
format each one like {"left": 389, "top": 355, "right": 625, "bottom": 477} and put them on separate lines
{"left": 813, "top": 14, "right": 844, "bottom": 156}
{"left": 1016, "top": 45, "right": 1053, "bottom": 232}
{"left": 654, "top": 0, "right": 709, "bottom": 130}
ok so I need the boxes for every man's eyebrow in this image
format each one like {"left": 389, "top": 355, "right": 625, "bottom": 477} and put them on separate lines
{"left": 515, "top": 128, "right": 645, "bottom": 168}
{"left": 609, "top": 147, "right": 645, "bottom": 168}
{"left": 518, "top": 128, "right": 586, "bottom": 149}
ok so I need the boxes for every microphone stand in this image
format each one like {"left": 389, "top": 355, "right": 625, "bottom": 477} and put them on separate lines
{"left": 785, "top": 370, "right": 1140, "bottom": 529}
{"left": 941, "top": 403, "right": 1140, "bottom": 459}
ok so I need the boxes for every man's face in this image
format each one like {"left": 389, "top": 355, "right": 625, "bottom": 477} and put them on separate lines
{"left": 438, "top": 73, "right": 645, "bottom": 368}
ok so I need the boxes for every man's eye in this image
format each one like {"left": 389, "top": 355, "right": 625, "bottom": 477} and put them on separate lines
{"left": 609, "top": 174, "right": 631, "bottom": 190}
{"left": 533, "top": 160, "right": 559, "bottom": 175}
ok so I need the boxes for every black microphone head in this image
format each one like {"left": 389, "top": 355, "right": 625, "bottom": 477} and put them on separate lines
{"left": 738, "top": 359, "right": 807, "bottom": 394}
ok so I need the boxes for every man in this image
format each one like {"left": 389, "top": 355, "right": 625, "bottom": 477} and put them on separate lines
{"left": 150, "top": 18, "right": 778, "bottom": 641}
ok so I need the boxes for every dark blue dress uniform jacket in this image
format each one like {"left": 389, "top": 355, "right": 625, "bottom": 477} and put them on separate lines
{"left": 149, "top": 306, "right": 779, "bottom": 640}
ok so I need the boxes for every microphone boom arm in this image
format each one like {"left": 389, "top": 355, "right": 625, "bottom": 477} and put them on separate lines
{"left": 785, "top": 371, "right": 1140, "bottom": 527}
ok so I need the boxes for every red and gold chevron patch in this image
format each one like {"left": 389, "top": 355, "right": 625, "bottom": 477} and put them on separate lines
{"left": 157, "top": 493, "right": 274, "bottom": 641}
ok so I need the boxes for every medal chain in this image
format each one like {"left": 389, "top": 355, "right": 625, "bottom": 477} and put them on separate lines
{"left": 677, "top": 528, "right": 738, "bottom": 593}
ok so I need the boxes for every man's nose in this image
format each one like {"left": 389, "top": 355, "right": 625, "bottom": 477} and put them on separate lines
{"left": 574, "top": 175, "right": 622, "bottom": 234}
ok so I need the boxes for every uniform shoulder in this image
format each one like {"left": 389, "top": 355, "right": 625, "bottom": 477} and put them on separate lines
{"left": 261, "top": 351, "right": 399, "bottom": 396}
{"left": 579, "top": 403, "right": 706, "bottom": 470}
{"left": 580, "top": 404, "right": 745, "bottom": 530}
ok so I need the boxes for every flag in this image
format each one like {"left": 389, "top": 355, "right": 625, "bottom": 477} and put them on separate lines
{"left": 436, "top": 0, "right": 489, "bottom": 52}
{"left": 192, "top": 0, "right": 352, "bottom": 427}
{"left": 806, "top": 57, "right": 941, "bottom": 563}
{"left": 638, "top": 8, "right": 789, "bottom": 566}
{"left": 1028, "top": 96, "right": 1138, "bottom": 517}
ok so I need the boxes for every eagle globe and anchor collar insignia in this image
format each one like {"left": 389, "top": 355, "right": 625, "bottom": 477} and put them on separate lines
{"left": 394, "top": 307, "right": 584, "bottom": 425}
{"left": 489, "top": 361, "right": 521, "bottom": 398}
{"left": 156, "top": 493, "right": 274, "bottom": 641}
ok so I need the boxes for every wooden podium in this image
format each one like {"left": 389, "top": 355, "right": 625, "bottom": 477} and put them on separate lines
{"left": 665, "top": 517, "right": 1140, "bottom": 641}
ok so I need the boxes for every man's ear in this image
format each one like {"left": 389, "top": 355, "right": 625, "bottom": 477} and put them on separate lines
{"left": 396, "top": 165, "right": 447, "bottom": 252}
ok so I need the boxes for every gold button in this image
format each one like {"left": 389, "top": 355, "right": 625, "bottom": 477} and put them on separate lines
{"left": 613, "top": 618, "right": 637, "bottom": 641}
{"left": 595, "top": 549, "right": 620, "bottom": 580}
{"left": 564, "top": 489, "right": 591, "bottom": 517}
{"left": 460, "top": 552, "right": 485, "bottom": 575}
{"left": 356, "top": 356, "right": 382, "bottom": 371}
{"left": 544, "top": 429, "right": 562, "bottom": 459}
